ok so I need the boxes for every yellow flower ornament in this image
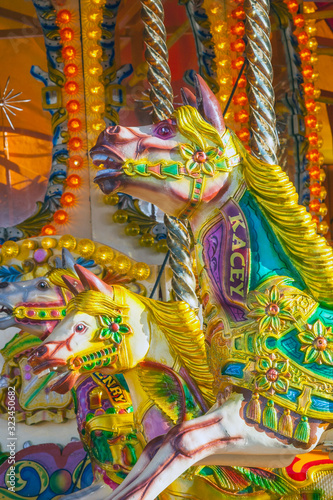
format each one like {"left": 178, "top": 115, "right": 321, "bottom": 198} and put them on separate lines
{"left": 247, "top": 285, "right": 295, "bottom": 334}
{"left": 298, "top": 320, "right": 333, "bottom": 366}
{"left": 255, "top": 356, "right": 290, "bottom": 394}
{"left": 179, "top": 143, "right": 229, "bottom": 177}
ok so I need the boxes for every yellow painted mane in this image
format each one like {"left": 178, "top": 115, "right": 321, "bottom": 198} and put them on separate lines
{"left": 174, "top": 105, "right": 333, "bottom": 307}
{"left": 138, "top": 294, "right": 215, "bottom": 407}
{"left": 239, "top": 136, "right": 333, "bottom": 307}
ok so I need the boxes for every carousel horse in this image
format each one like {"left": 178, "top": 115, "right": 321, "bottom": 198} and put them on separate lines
{"left": 0, "top": 249, "right": 140, "bottom": 488}
{"left": 0, "top": 249, "right": 77, "bottom": 423}
{"left": 86, "top": 74, "right": 333, "bottom": 500}
{"left": 28, "top": 264, "right": 296, "bottom": 500}
{"left": 0, "top": 248, "right": 76, "bottom": 339}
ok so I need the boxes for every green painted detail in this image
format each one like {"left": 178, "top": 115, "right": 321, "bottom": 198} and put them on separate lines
{"left": 119, "top": 324, "right": 129, "bottom": 333}
{"left": 38, "top": 311, "right": 47, "bottom": 318}
{"left": 112, "top": 332, "right": 122, "bottom": 344}
{"left": 115, "top": 316, "right": 122, "bottom": 324}
{"left": 1, "top": 333, "right": 41, "bottom": 360}
{"left": 135, "top": 164, "right": 146, "bottom": 174}
{"left": 106, "top": 407, "right": 117, "bottom": 414}
{"left": 215, "top": 159, "right": 227, "bottom": 170}
{"left": 71, "top": 388, "right": 78, "bottom": 414}
{"left": 124, "top": 443, "right": 137, "bottom": 466}
{"left": 25, "top": 372, "right": 54, "bottom": 406}
{"left": 100, "top": 328, "right": 110, "bottom": 338}
{"left": 61, "top": 309, "right": 66, "bottom": 317}
{"left": 102, "top": 316, "right": 111, "bottom": 325}
{"left": 162, "top": 163, "right": 180, "bottom": 177}
{"left": 86, "top": 413, "right": 94, "bottom": 422}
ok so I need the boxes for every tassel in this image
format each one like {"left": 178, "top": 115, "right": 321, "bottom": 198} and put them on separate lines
{"left": 246, "top": 392, "right": 261, "bottom": 422}
{"left": 278, "top": 409, "right": 293, "bottom": 438}
{"left": 294, "top": 416, "right": 310, "bottom": 443}
{"left": 263, "top": 400, "right": 277, "bottom": 431}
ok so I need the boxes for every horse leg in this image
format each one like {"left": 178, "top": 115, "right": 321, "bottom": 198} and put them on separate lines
{"left": 108, "top": 407, "right": 242, "bottom": 500}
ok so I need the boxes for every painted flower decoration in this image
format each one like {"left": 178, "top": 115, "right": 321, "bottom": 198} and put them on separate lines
{"left": 255, "top": 356, "right": 290, "bottom": 394}
{"left": 247, "top": 285, "right": 295, "bottom": 334}
{"left": 298, "top": 320, "right": 333, "bottom": 365}
{"left": 179, "top": 143, "right": 226, "bottom": 177}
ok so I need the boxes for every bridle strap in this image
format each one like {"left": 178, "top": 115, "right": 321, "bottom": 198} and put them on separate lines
{"left": 13, "top": 286, "right": 70, "bottom": 321}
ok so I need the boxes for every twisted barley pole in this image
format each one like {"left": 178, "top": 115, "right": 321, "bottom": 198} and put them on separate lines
{"left": 244, "top": 0, "right": 278, "bottom": 164}
{"left": 141, "top": 0, "right": 174, "bottom": 121}
{"left": 140, "top": 0, "right": 197, "bottom": 307}
{"left": 164, "top": 215, "right": 198, "bottom": 309}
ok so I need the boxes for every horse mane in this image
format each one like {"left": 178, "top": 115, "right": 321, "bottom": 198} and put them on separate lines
{"left": 47, "top": 267, "right": 78, "bottom": 289}
{"left": 236, "top": 136, "right": 333, "bottom": 307}
{"left": 138, "top": 294, "right": 215, "bottom": 407}
{"left": 174, "top": 105, "right": 333, "bottom": 307}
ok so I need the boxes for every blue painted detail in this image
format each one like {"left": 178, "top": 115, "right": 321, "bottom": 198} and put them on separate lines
{"left": 0, "top": 266, "right": 24, "bottom": 282}
{"left": 266, "top": 337, "right": 277, "bottom": 350}
{"left": 221, "top": 362, "right": 245, "bottom": 378}
{"left": 239, "top": 191, "right": 305, "bottom": 291}
{"left": 76, "top": 258, "right": 96, "bottom": 269}
{"left": 114, "top": 373, "right": 130, "bottom": 392}
{"left": 278, "top": 387, "right": 300, "bottom": 403}
{"left": 311, "top": 396, "right": 333, "bottom": 413}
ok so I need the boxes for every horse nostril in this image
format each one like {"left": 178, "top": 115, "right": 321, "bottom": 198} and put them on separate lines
{"left": 106, "top": 125, "right": 120, "bottom": 135}
{"left": 0, "top": 282, "right": 9, "bottom": 288}
{"left": 35, "top": 345, "right": 48, "bottom": 357}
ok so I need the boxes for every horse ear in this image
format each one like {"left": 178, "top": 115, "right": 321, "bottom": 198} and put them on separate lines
{"left": 62, "top": 248, "right": 75, "bottom": 271}
{"left": 54, "top": 257, "right": 62, "bottom": 269}
{"left": 194, "top": 74, "right": 226, "bottom": 135}
{"left": 62, "top": 275, "right": 84, "bottom": 295}
{"left": 74, "top": 264, "right": 113, "bottom": 296}
{"left": 181, "top": 87, "right": 197, "bottom": 108}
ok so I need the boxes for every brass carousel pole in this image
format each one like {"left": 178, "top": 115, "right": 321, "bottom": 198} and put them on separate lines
{"left": 164, "top": 215, "right": 198, "bottom": 309}
{"left": 141, "top": 0, "right": 174, "bottom": 122}
{"left": 244, "top": 0, "right": 278, "bottom": 164}
{"left": 140, "top": 0, "right": 198, "bottom": 308}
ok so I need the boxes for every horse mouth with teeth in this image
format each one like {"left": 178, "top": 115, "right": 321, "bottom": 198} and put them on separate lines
{"left": 0, "top": 304, "right": 14, "bottom": 326}
{"left": 28, "top": 347, "right": 78, "bottom": 394}
{"left": 91, "top": 144, "right": 126, "bottom": 194}
{"left": 30, "top": 358, "right": 78, "bottom": 394}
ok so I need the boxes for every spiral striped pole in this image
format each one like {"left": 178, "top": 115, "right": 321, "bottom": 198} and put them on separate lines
{"left": 244, "top": 0, "right": 278, "bottom": 164}
{"left": 141, "top": 0, "right": 174, "bottom": 121}
{"left": 164, "top": 215, "right": 198, "bottom": 309}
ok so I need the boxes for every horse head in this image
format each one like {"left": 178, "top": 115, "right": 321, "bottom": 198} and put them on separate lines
{"left": 91, "top": 75, "right": 242, "bottom": 219}
{"left": 28, "top": 265, "right": 150, "bottom": 394}
{"left": 0, "top": 249, "right": 76, "bottom": 337}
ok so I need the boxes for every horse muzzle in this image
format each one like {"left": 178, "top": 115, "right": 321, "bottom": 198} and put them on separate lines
{"left": 28, "top": 345, "right": 67, "bottom": 375}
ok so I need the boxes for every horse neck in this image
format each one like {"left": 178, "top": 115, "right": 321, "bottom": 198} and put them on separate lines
{"left": 122, "top": 312, "right": 179, "bottom": 414}
{"left": 189, "top": 164, "right": 244, "bottom": 239}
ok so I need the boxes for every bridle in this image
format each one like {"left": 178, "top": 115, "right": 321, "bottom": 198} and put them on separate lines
{"left": 12, "top": 285, "right": 70, "bottom": 322}
{"left": 120, "top": 128, "right": 242, "bottom": 220}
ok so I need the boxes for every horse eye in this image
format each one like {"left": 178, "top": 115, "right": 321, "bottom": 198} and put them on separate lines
{"left": 154, "top": 123, "right": 175, "bottom": 139}
{"left": 75, "top": 323, "right": 86, "bottom": 334}
{"left": 37, "top": 281, "right": 49, "bottom": 290}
